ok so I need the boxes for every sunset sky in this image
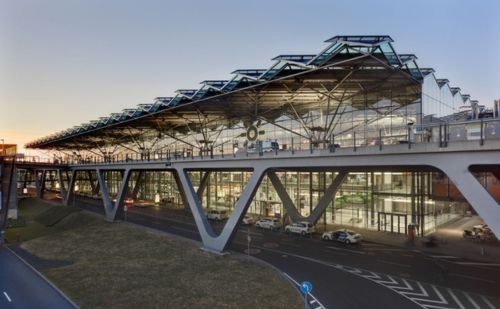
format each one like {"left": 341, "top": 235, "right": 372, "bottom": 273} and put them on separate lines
{"left": 1, "top": 0, "right": 499, "bottom": 154}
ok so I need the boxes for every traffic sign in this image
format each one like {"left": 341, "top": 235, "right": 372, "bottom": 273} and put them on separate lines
{"left": 300, "top": 281, "right": 313, "bottom": 294}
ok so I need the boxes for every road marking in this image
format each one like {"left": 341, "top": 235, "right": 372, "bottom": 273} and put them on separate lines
{"left": 242, "top": 242, "right": 500, "bottom": 309}
{"left": 428, "top": 255, "right": 460, "bottom": 259}
{"left": 377, "top": 260, "right": 411, "bottom": 268}
{"left": 326, "top": 246, "right": 366, "bottom": 254}
{"left": 455, "top": 262, "right": 500, "bottom": 267}
{"left": 463, "top": 292, "right": 481, "bottom": 309}
{"left": 447, "top": 288, "right": 465, "bottom": 309}
{"left": 448, "top": 273, "right": 495, "bottom": 283}
{"left": 3, "top": 292, "right": 11, "bottom": 302}
{"left": 420, "top": 305, "right": 453, "bottom": 309}
{"left": 481, "top": 295, "right": 496, "bottom": 309}
{"left": 283, "top": 273, "right": 326, "bottom": 309}
{"left": 400, "top": 281, "right": 429, "bottom": 297}
{"left": 369, "top": 248, "right": 407, "bottom": 252}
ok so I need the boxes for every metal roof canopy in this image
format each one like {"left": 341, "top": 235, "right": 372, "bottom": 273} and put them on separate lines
{"left": 27, "top": 35, "right": 423, "bottom": 151}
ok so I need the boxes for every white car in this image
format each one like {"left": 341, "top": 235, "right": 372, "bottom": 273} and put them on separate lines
{"left": 206, "top": 209, "right": 229, "bottom": 221}
{"left": 322, "top": 229, "right": 362, "bottom": 244}
{"left": 241, "top": 215, "right": 254, "bottom": 225}
{"left": 255, "top": 218, "right": 281, "bottom": 231}
{"left": 285, "top": 222, "right": 315, "bottom": 236}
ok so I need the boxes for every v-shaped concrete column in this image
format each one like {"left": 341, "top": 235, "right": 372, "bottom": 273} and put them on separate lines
{"left": 63, "top": 170, "right": 77, "bottom": 206}
{"left": 86, "top": 171, "right": 100, "bottom": 195}
{"left": 130, "top": 171, "right": 143, "bottom": 199}
{"left": 196, "top": 171, "right": 211, "bottom": 199}
{"left": 175, "top": 167, "right": 265, "bottom": 253}
{"left": 57, "top": 169, "right": 67, "bottom": 198}
{"left": 268, "top": 171, "right": 347, "bottom": 224}
{"left": 36, "top": 170, "right": 47, "bottom": 198}
{"left": 96, "top": 169, "right": 131, "bottom": 222}
{"left": 440, "top": 164, "right": 500, "bottom": 239}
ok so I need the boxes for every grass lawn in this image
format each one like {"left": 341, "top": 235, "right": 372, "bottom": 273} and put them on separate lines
{"left": 19, "top": 199, "right": 302, "bottom": 308}
{"left": 5, "top": 198, "right": 66, "bottom": 242}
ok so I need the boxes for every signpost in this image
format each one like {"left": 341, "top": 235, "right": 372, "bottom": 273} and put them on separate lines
{"left": 300, "top": 281, "right": 313, "bottom": 309}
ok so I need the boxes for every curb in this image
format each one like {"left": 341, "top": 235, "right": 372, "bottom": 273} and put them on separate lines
{"left": 4, "top": 246, "right": 80, "bottom": 309}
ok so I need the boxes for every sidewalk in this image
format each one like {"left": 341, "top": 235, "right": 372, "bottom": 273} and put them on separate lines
{"left": 319, "top": 217, "right": 500, "bottom": 263}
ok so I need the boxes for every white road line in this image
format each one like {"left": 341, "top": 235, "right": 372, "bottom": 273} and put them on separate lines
{"left": 401, "top": 281, "right": 429, "bottom": 297}
{"left": 463, "top": 292, "right": 481, "bottom": 309}
{"left": 448, "top": 273, "right": 495, "bottom": 283}
{"left": 282, "top": 272, "right": 326, "bottom": 309}
{"left": 377, "top": 259, "right": 411, "bottom": 268}
{"left": 428, "top": 255, "right": 460, "bottom": 259}
{"left": 421, "top": 305, "right": 454, "bottom": 309}
{"left": 3, "top": 292, "right": 11, "bottom": 302}
{"left": 326, "top": 246, "right": 366, "bottom": 254}
{"left": 376, "top": 275, "right": 398, "bottom": 285}
{"left": 447, "top": 288, "right": 465, "bottom": 309}
{"left": 411, "top": 286, "right": 448, "bottom": 305}
{"left": 391, "top": 279, "right": 413, "bottom": 291}
{"left": 481, "top": 295, "right": 496, "bottom": 309}
{"left": 455, "top": 262, "right": 500, "bottom": 267}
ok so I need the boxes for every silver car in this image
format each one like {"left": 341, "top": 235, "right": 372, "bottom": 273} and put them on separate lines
{"left": 285, "top": 221, "right": 315, "bottom": 236}
{"left": 255, "top": 218, "right": 281, "bottom": 231}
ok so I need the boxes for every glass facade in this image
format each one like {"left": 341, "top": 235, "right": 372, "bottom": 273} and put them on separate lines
{"left": 67, "top": 169, "right": 474, "bottom": 236}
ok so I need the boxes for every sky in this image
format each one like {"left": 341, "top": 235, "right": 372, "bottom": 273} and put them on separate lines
{"left": 1, "top": 0, "right": 499, "bottom": 153}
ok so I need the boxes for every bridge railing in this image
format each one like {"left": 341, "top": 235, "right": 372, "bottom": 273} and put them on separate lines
{"left": 22, "top": 118, "right": 500, "bottom": 166}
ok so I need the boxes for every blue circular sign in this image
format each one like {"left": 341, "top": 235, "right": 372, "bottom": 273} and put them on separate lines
{"left": 300, "top": 281, "right": 313, "bottom": 294}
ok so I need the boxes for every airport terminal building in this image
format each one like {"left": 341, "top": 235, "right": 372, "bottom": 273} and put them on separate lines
{"left": 10, "top": 35, "right": 500, "bottom": 252}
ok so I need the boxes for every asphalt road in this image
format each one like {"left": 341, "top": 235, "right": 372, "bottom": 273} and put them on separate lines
{"left": 0, "top": 247, "right": 76, "bottom": 309}
{"left": 78, "top": 199, "right": 500, "bottom": 309}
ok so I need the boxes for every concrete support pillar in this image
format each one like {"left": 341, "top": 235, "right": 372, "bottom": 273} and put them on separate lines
{"left": 308, "top": 171, "right": 347, "bottom": 224}
{"left": 441, "top": 164, "right": 500, "bottom": 239}
{"left": 8, "top": 166, "right": 18, "bottom": 219}
{"left": 57, "top": 169, "right": 67, "bottom": 198}
{"left": 196, "top": 171, "right": 211, "bottom": 200}
{"left": 96, "top": 169, "right": 131, "bottom": 222}
{"left": 86, "top": 171, "right": 99, "bottom": 195}
{"left": 63, "top": 170, "right": 77, "bottom": 206}
{"left": 268, "top": 170, "right": 347, "bottom": 224}
{"left": 34, "top": 170, "right": 41, "bottom": 196}
{"left": 267, "top": 171, "right": 302, "bottom": 222}
{"left": 175, "top": 167, "right": 265, "bottom": 253}
{"left": 131, "top": 171, "right": 143, "bottom": 199}
{"left": 37, "top": 170, "right": 47, "bottom": 198}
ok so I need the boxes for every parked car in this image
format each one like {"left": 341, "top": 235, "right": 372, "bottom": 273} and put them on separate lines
{"left": 285, "top": 221, "right": 315, "bottom": 236}
{"left": 242, "top": 215, "right": 254, "bottom": 225}
{"left": 206, "top": 209, "right": 229, "bottom": 221}
{"left": 255, "top": 218, "right": 281, "bottom": 230}
{"left": 322, "top": 229, "right": 362, "bottom": 244}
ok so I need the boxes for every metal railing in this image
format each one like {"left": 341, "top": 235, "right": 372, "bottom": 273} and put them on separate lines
{"left": 17, "top": 118, "right": 500, "bottom": 166}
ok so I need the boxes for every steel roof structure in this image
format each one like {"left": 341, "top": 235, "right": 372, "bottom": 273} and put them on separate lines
{"left": 27, "top": 35, "right": 436, "bottom": 152}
